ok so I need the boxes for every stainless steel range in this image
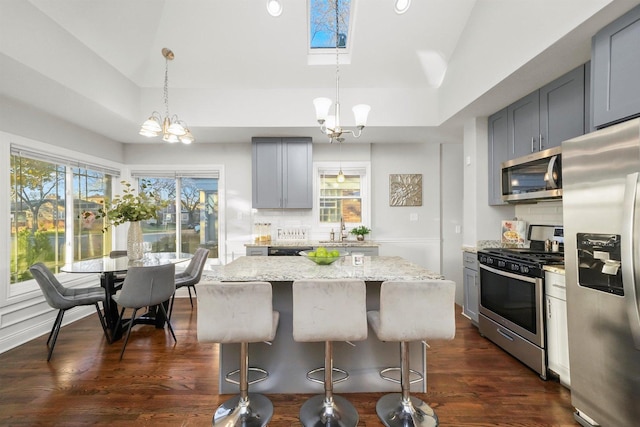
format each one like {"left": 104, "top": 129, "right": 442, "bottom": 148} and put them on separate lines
{"left": 477, "top": 225, "right": 564, "bottom": 379}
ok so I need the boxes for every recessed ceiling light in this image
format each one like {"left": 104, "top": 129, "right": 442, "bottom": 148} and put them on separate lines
{"left": 394, "top": 0, "right": 411, "bottom": 14}
{"left": 267, "top": 0, "right": 283, "bottom": 17}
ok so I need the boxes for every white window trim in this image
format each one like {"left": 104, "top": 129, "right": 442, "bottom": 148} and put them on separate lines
{"left": 123, "top": 164, "right": 226, "bottom": 265}
{"left": 313, "top": 161, "right": 371, "bottom": 232}
{"left": 1, "top": 132, "right": 122, "bottom": 303}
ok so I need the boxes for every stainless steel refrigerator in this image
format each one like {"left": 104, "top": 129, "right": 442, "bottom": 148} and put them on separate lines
{"left": 563, "top": 117, "right": 640, "bottom": 427}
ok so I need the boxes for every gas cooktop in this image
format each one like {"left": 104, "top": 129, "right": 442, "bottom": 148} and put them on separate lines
{"left": 479, "top": 248, "right": 564, "bottom": 265}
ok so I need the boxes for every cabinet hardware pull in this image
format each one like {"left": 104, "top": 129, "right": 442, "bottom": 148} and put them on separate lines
{"left": 531, "top": 137, "right": 535, "bottom": 152}
{"left": 539, "top": 133, "right": 543, "bottom": 151}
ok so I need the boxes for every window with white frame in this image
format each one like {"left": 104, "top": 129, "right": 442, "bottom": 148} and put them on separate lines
{"left": 9, "top": 148, "right": 115, "bottom": 284}
{"left": 129, "top": 172, "right": 220, "bottom": 260}
{"left": 315, "top": 162, "right": 370, "bottom": 230}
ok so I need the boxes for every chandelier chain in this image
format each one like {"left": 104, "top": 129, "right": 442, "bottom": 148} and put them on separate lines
{"left": 163, "top": 57, "right": 170, "bottom": 118}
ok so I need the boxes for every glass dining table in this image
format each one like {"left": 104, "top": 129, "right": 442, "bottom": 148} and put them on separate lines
{"left": 61, "top": 252, "right": 192, "bottom": 341}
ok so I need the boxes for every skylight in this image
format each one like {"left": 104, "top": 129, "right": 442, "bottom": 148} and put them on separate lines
{"left": 309, "top": 0, "right": 352, "bottom": 49}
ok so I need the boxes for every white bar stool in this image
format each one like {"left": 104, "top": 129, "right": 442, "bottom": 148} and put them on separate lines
{"left": 367, "top": 280, "right": 456, "bottom": 427}
{"left": 197, "top": 281, "right": 280, "bottom": 427}
{"left": 292, "top": 279, "right": 368, "bottom": 427}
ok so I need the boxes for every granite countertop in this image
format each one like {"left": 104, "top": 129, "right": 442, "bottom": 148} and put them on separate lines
{"left": 543, "top": 265, "right": 565, "bottom": 274}
{"left": 245, "top": 240, "right": 380, "bottom": 248}
{"left": 202, "top": 255, "right": 442, "bottom": 282}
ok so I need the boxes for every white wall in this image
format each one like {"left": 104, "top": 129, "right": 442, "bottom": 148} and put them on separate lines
{"left": 463, "top": 117, "right": 515, "bottom": 247}
{"left": 441, "top": 143, "right": 464, "bottom": 304}
{"left": 370, "top": 143, "right": 442, "bottom": 272}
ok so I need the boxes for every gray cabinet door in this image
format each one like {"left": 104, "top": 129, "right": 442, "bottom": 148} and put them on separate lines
{"left": 592, "top": 4, "right": 640, "bottom": 128}
{"left": 540, "top": 64, "right": 585, "bottom": 149}
{"left": 508, "top": 91, "right": 540, "bottom": 158}
{"left": 463, "top": 252, "right": 479, "bottom": 325}
{"left": 252, "top": 138, "right": 283, "bottom": 208}
{"left": 282, "top": 138, "right": 313, "bottom": 208}
{"left": 252, "top": 137, "right": 312, "bottom": 209}
{"left": 488, "top": 108, "right": 508, "bottom": 206}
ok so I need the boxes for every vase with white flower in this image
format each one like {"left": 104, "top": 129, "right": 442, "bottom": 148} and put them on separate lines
{"left": 97, "top": 180, "right": 164, "bottom": 260}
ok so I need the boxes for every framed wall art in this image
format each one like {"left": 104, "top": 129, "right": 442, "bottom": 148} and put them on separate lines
{"left": 389, "top": 174, "right": 422, "bottom": 206}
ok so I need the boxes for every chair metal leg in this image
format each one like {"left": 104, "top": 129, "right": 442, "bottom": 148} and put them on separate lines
{"left": 94, "top": 303, "right": 111, "bottom": 344}
{"left": 299, "top": 341, "right": 359, "bottom": 427}
{"left": 168, "top": 294, "right": 176, "bottom": 321}
{"left": 119, "top": 308, "right": 138, "bottom": 361}
{"left": 47, "top": 309, "right": 64, "bottom": 346}
{"left": 375, "top": 342, "right": 439, "bottom": 427}
{"left": 157, "top": 303, "right": 177, "bottom": 343}
{"left": 187, "top": 286, "right": 194, "bottom": 308}
{"left": 46, "top": 309, "right": 66, "bottom": 362}
{"left": 213, "top": 342, "right": 273, "bottom": 426}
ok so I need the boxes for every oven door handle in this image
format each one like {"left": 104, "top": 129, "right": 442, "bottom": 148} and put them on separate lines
{"left": 479, "top": 263, "right": 537, "bottom": 284}
{"left": 622, "top": 172, "right": 640, "bottom": 350}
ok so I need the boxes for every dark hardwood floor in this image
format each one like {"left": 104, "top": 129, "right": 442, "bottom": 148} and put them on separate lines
{"left": 0, "top": 299, "right": 578, "bottom": 426}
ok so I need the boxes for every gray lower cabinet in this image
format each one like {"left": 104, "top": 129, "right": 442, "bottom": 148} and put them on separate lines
{"left": 252, "top": 137, "right": 312, "bottom": 209}
{"left": 246, "top": 247, "right": 268, "bottom": 256}
{"left": 488, "top": 108, "right": 508, "bottom": 206}
{"left": 462, "top": 251, "right": 479, "bottom": 325}
{"left": 592, "top": 3, "right": 640, "bottom": 129}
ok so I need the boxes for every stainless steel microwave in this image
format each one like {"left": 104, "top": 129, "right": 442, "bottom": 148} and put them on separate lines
{"left": 501, "top": 146, "right": 562, "bottom": 203}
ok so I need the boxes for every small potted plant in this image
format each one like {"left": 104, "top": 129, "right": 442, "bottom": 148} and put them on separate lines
{"left": 350, "top": 225, "right": 372, "bottom": 241}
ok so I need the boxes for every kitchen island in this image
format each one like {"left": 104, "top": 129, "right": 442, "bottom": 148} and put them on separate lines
{"left": 200, "top": 256, "right": 443, "bottom": 393}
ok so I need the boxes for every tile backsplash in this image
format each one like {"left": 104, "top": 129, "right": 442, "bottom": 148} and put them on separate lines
{"left": 514, "top": 200, "right": 563, "bottom": 226}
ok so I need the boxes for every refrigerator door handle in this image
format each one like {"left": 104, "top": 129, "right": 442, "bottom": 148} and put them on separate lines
{"left": 622, "top": 172, "right": 640, "bottom": 350}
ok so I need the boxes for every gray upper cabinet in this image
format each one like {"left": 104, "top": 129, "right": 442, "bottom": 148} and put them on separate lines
{"left": 252, "top": 137, "right": 313, "bottom": 209}
{"left": 540, "top": 64, "right": 585, "bottom": 149}
{"left": 507, "top": 64, "right": 585, "bottom": 159}
{"left": 592, "top": 4, "right": 640, "bottom": 129}
{"left": 488, "top": 108, "right": 508, "bottom": 206}
{"left": 508, "top": 91, "right": 540, "bottom": 158}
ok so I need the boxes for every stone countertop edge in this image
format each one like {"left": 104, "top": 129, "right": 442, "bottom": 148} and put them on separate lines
{"left": 543, "top": 265, "right": 565, "bottom": 274}
{"left": 201, "top": 255, "right": 442, "bottom": 282}
{"left": 245, "top": 241, "right": 380, "bottom": 247}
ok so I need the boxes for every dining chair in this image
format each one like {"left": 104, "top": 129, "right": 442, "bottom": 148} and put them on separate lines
{"left": 168, "top": 247, "right": 209, "bottom": 319}
{"left": 112, "top": 263, "right": 176, "bottom": 360}
{"left": 29, "top": 262, "right": 111, "bottom": 361}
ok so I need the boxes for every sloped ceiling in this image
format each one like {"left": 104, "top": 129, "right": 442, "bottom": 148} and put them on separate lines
{"left": 1, "top": 0, "right": 639, "bottom": 145}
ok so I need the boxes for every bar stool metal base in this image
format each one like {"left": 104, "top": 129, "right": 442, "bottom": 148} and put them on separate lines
{"left": 299, "top": 394, "right": 359, "bottom": 427}
{"left": 375, "top": 393, "right": 438, "bottom": 427}
{"left": 212, "top": 393, "right": 273, "bottom": 427}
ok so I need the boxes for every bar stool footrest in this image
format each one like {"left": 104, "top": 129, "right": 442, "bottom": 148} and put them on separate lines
{"left": 225, "top": 367, "right": 269, "bottom": 386}
{"left": 306, "top": 366, "right": 349, "bottom": 385}
{"left": 380, "top": 367, "right": 423, "bottom": 385}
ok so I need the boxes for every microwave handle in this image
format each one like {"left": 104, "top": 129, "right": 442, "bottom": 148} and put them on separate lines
{"left": 546, "top": 155, "right": 559, "bottom": 189}
{"left": 622, "top": 172, "right": 640, "bottom": 350}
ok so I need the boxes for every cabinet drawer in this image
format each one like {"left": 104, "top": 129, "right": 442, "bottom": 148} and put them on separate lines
{"left": 545, "top": 271, "right": 566, "bottom": 300}
{"left": 463, "top": 252, "right": 478, "bottom": 271}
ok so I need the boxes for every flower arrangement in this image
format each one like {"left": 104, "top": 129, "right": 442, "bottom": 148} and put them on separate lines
{"left": 95, "top": 180, "right": 165, "bottom": 230}
{"left": 350, "top": 225, "right": 372, "bottom": 236}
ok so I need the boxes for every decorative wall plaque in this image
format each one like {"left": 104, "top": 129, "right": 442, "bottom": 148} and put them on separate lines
{"left": 389, "top": 174, "right": 423, "bottom": 206}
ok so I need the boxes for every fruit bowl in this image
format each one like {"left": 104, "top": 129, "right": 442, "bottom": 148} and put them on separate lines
{"left": 300, "top": 250, "right": 346, "bottom": 265}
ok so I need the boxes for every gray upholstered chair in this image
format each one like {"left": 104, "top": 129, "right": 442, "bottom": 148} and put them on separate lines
{"left": 29, "top": 262, "right": 110, "bottom": 361}
{"left": 367, "top": 280, "right": 456, "bottom": 427}
{"left": 197, "top": 281, "right": 279, "bottom": 427}
{"left": 112, "top": 263, "right": 176, "bottom": 360}
{"left": 292, "top": 279, "right": 368, "bottom": 427}
{"left": 168, "top": 247, "right": 209, "bottom": 319}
